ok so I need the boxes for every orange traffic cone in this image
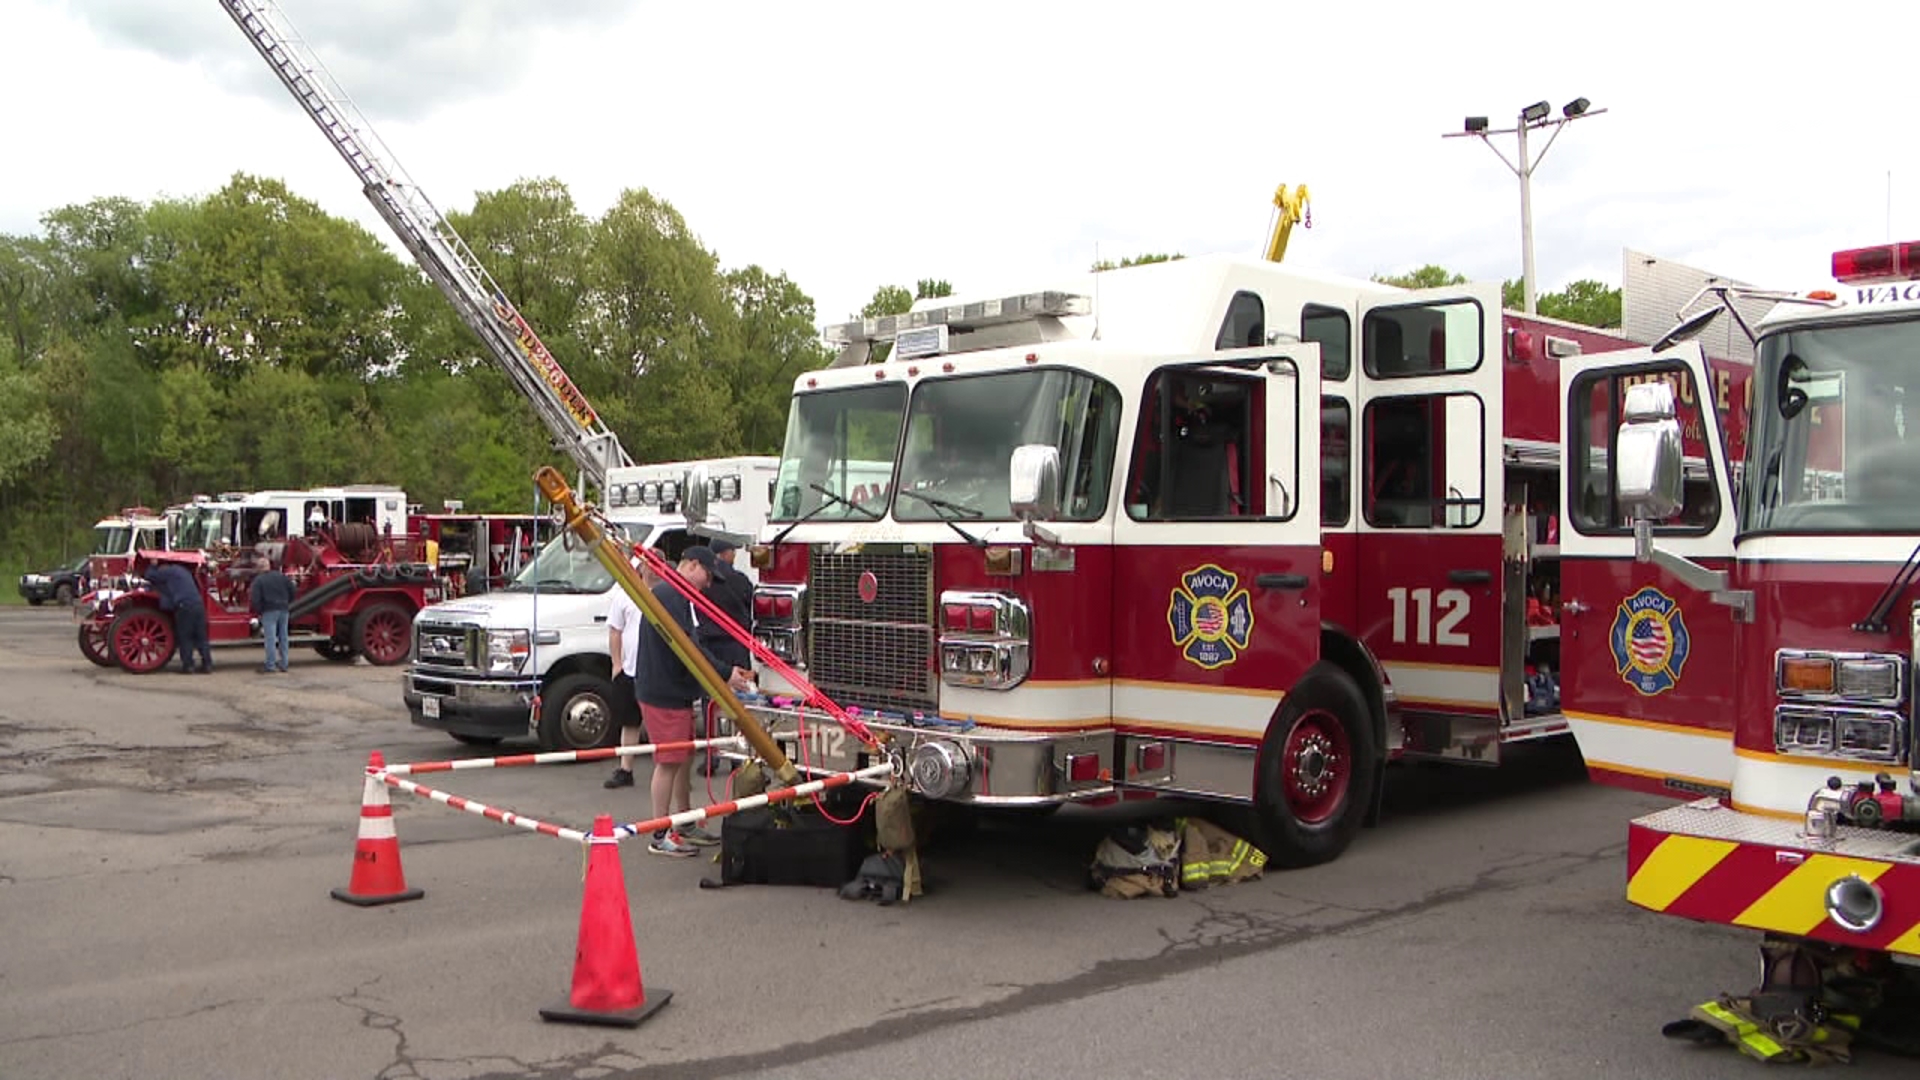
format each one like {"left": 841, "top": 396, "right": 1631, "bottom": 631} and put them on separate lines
{"left": 330, "top": 750, "right": 424, "bottom": 907}
{"left": 540, "top": 814, "right": 671, "bottom": 1027}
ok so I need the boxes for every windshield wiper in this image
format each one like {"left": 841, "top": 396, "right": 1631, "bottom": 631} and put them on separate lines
{"left": 1855, "top": 542, "right": 1920, "bottom": 634}
{"left": 896, "top": 488, "right": 986, "bottom": 548}
{"left": 507, "top": 578, "right": 587, "bottom": 594}
{"left": 772, "top": 483, "right": 881, "bottom": 545}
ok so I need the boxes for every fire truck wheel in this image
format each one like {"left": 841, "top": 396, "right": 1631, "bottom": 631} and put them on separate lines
{"left": 109, "top": 608, "right": 178, "bottom": 674}
{"left": 536, "top": 674, "right": 622, "bottom": 752}
{"left": 78, "top": 620, "right": 115, "bottom": 668}
{"left": 1253, "top": 664, "right": 1377, "bottom": 869}
{"left": 350, "top": 603, "right": 411, "bottom": 666}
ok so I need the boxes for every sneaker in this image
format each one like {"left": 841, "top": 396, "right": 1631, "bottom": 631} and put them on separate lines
{"left": 648, "top": 832, "right": 696, "bottom": 858}
{"left": 680, "top": 823, "right": 720, "bottom": 847}
{"left": 603, "top": 768, "right": 634, "bottom": 789}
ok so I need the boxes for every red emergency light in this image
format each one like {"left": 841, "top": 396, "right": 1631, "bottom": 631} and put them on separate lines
{"left": 941, "top": 602, "right": 999, "bottom": 634}
{"left": 1832, "top": 241, "right": 1920, "bottom": 284}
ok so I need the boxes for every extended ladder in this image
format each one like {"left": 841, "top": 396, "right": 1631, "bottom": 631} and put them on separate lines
{"left": 218, "top": 0, "right": 632, "bottom": 491}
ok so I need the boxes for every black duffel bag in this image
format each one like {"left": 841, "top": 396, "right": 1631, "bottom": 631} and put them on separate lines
{"left": 711, "top": 804, "right": 868, "bottom": 889}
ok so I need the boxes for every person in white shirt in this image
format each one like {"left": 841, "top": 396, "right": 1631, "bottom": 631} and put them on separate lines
{"left": 602, "top": 561, "right": 647, "bottom": 789}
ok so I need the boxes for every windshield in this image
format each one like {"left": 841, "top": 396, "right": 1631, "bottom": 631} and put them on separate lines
{"left": 172, "top": 508, "right": 231, "bottom": 550}
{"left": 92, "top": 525, "right": 132, "bottom": 555}
{"left": 895, "top": 368, "right": 1123, "bottom": 521}
{"left": 771, "top": 383, "right": 907, "bottom": 521}
{"left": 503, "top": 523, "right": 653, "bottom": 593}
{"left": 1741, "top": 318, "right": 1920, "bottom": 534}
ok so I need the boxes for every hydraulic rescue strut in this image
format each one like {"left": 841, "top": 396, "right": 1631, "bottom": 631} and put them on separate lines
{"left": 533, "top": 467, "right": 800, "bottom": 786}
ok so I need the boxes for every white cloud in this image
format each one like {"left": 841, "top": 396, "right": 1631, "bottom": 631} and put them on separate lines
{"left": 8, "top": 0, "right": 1917, "bottom": 330}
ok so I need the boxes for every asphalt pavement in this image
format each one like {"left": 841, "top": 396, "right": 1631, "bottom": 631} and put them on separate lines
{"left": 0, "top": 604, "right": 1911, "bottom": 1079}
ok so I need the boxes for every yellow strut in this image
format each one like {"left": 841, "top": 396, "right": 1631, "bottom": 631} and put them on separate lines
{"left": 1265, "top": 183, "right": 1311, "bottom": 263}
{"left": 534, "top": 467, "right": 800, "bottom": 786}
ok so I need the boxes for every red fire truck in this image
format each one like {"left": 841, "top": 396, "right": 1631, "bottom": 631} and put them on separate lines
{"left": 1563, "top": 240, "right": 1920, "bottom": 968}
{"left": 87, "top": 507, "right": 169, "bottom": 582}
{"left": 731, "top": 253, "right": 1752, "bottom": 867}
{"left": 408, "top": 512, "right": 543, "bottom": 595}
{"left": 78, "top": 520, "right": 439, "bottom": 672}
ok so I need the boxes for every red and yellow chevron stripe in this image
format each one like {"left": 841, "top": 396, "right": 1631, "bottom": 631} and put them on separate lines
{"left": 1627, "top": 822, "right": 1920, "bottom": 957}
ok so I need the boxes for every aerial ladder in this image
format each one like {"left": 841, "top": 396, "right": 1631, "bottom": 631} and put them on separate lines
{"left": 217, "top": 0, "right": 632, "bottom": 494}
{"left": 1264, "top": 182, "right": 1311, "bottom": 263}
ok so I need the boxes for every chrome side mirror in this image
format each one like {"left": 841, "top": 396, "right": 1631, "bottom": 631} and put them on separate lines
{"left": 682, "top": 464, "right": 710, "bottom": 526}
{"left": 1009, "top": 444, "right": 1061, "bottom": 520}
{"left": 1616, "top": 381, "right": 1684, "bottom": 522}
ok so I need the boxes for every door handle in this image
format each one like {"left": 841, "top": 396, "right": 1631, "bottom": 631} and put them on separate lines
{"left": 1256, "top": 572, "right": 1310, "bottom": 591}
{"left": 1562, "top": 599, "right": 1588, "bottom": 616}
{"left": 594, "top": 615, "right": 608, "bottom": 623}
{"left": 1447, "top": 569, "right": 1492, "bottom": 585}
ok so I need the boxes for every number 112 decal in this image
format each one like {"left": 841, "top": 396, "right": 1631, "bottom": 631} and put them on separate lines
{"left": 1387, "top": 586, "right": 1471, "bottom": 647}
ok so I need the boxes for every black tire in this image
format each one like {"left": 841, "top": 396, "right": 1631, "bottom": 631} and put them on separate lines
{"left": 313, "top": 640, "right": 357, "bottom": 662}
{"left": 450, "top": 733, "right": 502, "bottom": 747}
{"left": 1253, "top": 663, "right": 1379, "bottom": 869}
{"left": 536, "top": 673, "right": 623, "bottom": 752}
{"left": 54, "top": 583, "right": 75, "bottom": 605}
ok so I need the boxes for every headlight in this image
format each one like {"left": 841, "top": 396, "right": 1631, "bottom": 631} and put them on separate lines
{"left": 1775, "top": 705, "right": 1906, "bottom": 764}
{"left": 486, "top": 629, "right": 531, "bottom": 675}
{"left": 1777, "top": 649, "right": 1905, "bottom": 706}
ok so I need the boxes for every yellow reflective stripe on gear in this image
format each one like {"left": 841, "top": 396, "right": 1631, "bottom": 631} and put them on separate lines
{"left": 1733, "top": 855, "right": 1894, "bottom": 936}
{"left": 1628, "top": 836, "right": 1738, "bottom": 912}
{"left": 1695, "top": 1002, "right": 1788, "bottom": 1059}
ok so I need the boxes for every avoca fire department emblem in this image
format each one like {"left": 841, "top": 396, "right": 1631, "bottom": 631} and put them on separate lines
{"left": 1610, "top": 586, "right": 1691, "bottom": 697}
{"left": 1168, "top": 564, "right": 1255, "bottom": 670}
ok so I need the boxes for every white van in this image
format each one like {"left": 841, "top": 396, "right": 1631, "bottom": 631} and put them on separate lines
{"left": 402, "top": 457, "right": 776, "bottom": 751}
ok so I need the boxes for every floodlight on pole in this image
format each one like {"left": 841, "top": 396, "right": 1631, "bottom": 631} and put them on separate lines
{"left": 1442, "top": 97, "right": 1608, "bottom": 314}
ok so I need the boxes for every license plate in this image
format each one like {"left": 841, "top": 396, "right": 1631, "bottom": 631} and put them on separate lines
{"left": 422, "top": 696, "right": 441, "bottom": 719}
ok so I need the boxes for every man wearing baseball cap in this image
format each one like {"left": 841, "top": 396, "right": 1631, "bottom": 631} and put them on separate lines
{"left": 694, "top": 538, "right": 757, "bottom": 774}
{"left": 633, "top": 545, "right": 754, "bottom": 857}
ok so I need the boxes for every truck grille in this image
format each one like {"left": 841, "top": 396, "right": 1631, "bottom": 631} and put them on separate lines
{"left": 414, "top": 621, "right": 479, "bottom": 670}
{"left": 807, "top": 545, "right": 936, "bottom": 712}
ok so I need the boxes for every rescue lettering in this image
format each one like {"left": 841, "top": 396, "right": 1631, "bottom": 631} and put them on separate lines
{"left": 1856, "top": 283, "right": 1920, "bottom": 304}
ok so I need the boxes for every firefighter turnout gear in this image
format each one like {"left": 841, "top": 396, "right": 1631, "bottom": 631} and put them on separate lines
{"left": 1177, "top": 817, "right": 1267, "bottom": 889}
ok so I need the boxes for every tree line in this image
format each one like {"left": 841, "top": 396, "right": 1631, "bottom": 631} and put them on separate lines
{"left": 0, "top": 170, "right": 1623, "bottom": 583}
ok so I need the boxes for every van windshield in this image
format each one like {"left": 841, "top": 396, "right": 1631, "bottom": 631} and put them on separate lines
{"left": 503, "top": 523, "right": 654, "bottom": 593}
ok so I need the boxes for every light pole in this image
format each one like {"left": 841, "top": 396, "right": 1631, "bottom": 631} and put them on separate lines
{"left": 1444, "top": 98, "right": 1606, "bottom": 314}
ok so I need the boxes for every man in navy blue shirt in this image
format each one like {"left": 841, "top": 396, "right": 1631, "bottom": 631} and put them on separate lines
{"left": 146, "top": 561, "right": 212, "bottom": 674}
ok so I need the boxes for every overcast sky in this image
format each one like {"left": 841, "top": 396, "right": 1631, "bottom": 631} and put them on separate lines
{"left": 10, "top": 0, "right": 1915, "bottom": 329}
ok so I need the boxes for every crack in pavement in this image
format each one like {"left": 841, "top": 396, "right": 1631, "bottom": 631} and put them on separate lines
{"left": 0, "top": 996, "right": 249, "bottom": 1048}
{"left": 458, "top": 837, "right": 1631, "bottom": 1080}
{"left": 337, "top": 976, "right": 549, "bottom": 1080}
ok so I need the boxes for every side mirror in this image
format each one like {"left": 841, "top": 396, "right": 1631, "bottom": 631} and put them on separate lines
{"left": 682, "top": 464, "right": 710, "bottom": 526}
{"left": 1009, "top": 444, "right": 1061, "bottom": 521}
{"left": 1615, "top": 381, "right": 1685, "bottom": 522}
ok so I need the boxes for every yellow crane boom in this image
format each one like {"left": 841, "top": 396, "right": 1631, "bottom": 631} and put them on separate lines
{"left": 1265, "top": 183, "right": 1312, "bottom": 263}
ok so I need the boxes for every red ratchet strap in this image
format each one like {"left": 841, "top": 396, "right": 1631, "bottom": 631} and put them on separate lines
{"left": 631, "top": 545, "right": 880, "bottom": 750}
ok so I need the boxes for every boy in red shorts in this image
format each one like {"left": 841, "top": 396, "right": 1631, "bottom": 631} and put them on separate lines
{"left": 635, "top": 546, "right": 755, "bottom": 857}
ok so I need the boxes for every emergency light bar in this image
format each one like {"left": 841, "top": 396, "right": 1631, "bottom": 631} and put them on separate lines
{"left": 823, "top": 291, "right": 1092, "bottom": 347}
{"left": 1833, "top": 241, "right": 1920, "bottom": 284}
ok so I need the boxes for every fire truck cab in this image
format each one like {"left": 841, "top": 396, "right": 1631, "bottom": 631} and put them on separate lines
{"left": 88, "top": 507, "right": 169, "bottom": 583}
{"left": 1568, "top": 241, "right": 1920, "bottom": 966}
{"left": 740, "top": 253, "right": 1749, "bottom": 867}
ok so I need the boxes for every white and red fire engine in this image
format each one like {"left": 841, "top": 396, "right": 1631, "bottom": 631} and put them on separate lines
{"left": 1563, "top": 240, "right": 1920, "bottom": 967}
{"left": 87, "top": 506, "right": 169, "bottom": 582}
{"left": 729, "top": 253, "right": 1753, "bottom": 867}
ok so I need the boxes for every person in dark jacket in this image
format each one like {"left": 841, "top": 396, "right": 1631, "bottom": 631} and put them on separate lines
{"left": 635, "top": 545, "right": 753, "bottom": 857}
{"left": 146, "top": 561, "right": 212, "bottom": 674}
{"left": 693, "top": 537, "right": 756, "bottom": 777}
{"left": 248, "top": 556, "right": 295, "bottom": 673}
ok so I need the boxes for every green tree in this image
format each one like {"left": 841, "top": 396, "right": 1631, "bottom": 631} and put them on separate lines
{"left": 1373, "top": 265, "right": 1467, "bottom": 289}
{"left": 915, "top": 279, "right": 953, "bottom": 300}
{"left": 726, "top": 266, "right": 830, "bottom": 453}
{"left": 862, "top": 284, "right": 912, "bottom": 319}
{"left": 1091, "top": 253, "right": 1184, "bottom": 272}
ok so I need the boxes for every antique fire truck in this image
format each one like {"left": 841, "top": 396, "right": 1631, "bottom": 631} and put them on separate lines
{"left": 1563, "top": 240, "right": 1920, "bottom": 968}
{"left": 732, "top": 253, "right": 1752, "bottom": 867}
{"left": 77, "top": 492, "right": 438, "bottom": 673}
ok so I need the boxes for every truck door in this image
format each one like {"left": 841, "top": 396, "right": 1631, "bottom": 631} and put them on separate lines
{"left": 1354, "top": 284, "right": 1506, "bottom": 761}
{"left": 1558, "top": 343, "right": 1738, "bottom": 800}
{"left": 1111, "top": 343, "right": 1322, "bottom": 747}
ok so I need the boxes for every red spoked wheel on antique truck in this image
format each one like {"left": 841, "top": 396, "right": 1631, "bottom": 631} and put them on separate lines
{"left": 1253, "top": 663, "right": 1378, "bottom": 870}
{"left": 78, "top": 619, "right": 115, "bottom": 668}
{"left": 109, "top": 608, "right": 177, "bottom": 674}
{"left": 351, "top": 602, "right": 411, "bottom": 667}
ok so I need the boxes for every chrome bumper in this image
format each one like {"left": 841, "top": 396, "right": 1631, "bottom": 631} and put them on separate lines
{"left": 722, "top": 701, "right": 1116, "bottom": 805}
